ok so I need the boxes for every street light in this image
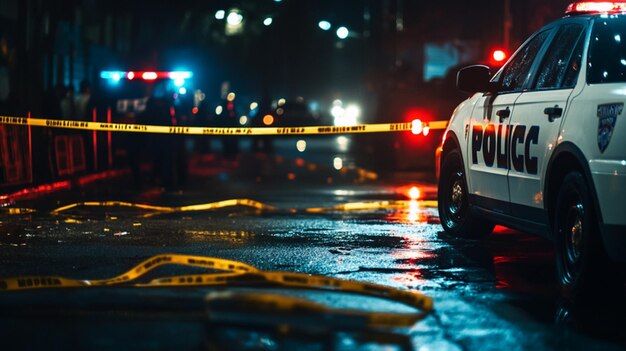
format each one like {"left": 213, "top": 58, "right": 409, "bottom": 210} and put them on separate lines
{"left": 227, "top": 11, "right": 243, "bottom": 26}
{"left": 336, "top": 26, "right": 349, "bottom": 39}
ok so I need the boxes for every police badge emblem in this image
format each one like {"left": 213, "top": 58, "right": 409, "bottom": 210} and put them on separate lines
{"left": 597, "top": 103, "right": 623, "bottom": 153}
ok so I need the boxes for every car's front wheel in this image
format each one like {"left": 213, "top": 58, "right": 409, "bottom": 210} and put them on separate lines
{"left": 554, "top": 171, "right": 615, "bottom": 300}
{"left": 438, "top": 149, "right": 494, "bottom": 239}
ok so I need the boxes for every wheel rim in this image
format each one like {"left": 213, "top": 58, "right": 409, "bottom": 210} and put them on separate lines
{"left": 449, "top": 172, "right": 465, "bottom": 218}
{"left": 560, "top": 196, "right": 584, "bottom": 284}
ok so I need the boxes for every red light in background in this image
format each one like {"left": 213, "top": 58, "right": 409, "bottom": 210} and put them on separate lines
{"left": 192, "top": 107, "right": 199, "bottom": 114}
{"left": 492, "top": 49, "right": 507, "bottom": 63}
{"left": 142, "top": 72, "right": 158, "bottom": 80}
{"left": 411, "top": 119, "right": 423, "bottom": 135}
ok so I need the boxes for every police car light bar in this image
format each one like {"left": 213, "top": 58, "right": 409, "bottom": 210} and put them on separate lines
{"left": 100, "top": 71, "right": 193, "bottom": 81}
{"left": 566, "top": 2, "right": 626, "bottom": 14}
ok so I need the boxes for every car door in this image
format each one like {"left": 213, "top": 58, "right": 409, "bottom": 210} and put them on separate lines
{"left": 467, "top": 29, "right": 552, "bottom": 214}
{"left": 507, "top": 22, "right": 588, "bottom": 221}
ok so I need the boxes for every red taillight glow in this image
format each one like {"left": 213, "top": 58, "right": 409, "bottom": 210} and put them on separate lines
{"left": 566, "top": 2, "right": 626, "bottom": 14}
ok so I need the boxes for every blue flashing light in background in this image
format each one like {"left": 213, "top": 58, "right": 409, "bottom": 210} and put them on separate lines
{"left": 318, "top": 21, "right": 331, "bottom": 31}
{"left": 169, "top": 71, "right": 193, "bottom": 80}
{"left": 174, "top": 78, "right": 185, "bottom": 87}
{"left": 100, "top": 71, "right": 125, "bottom": 81}
{"left": 179, "top": 87, "right": 187, "bottom": 95}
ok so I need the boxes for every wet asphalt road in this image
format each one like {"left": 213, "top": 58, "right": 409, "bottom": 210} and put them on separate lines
{"left": 1, "top": 137, "right": 625, "bottom": 350}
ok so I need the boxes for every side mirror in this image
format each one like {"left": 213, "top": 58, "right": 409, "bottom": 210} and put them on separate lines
{"left": 457, "top": 65, "right": 495, "bottom": 94}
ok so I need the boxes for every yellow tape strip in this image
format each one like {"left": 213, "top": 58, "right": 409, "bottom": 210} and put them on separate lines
{"left": 0, "top": 254, "right": 433, "bottom": 328}
{"left": 0, "top": 254, "right": 258, "bottom": 290}
{"left": 46, "top": 199, "right": 437, "bottom": 217}
{"left": 0, "top": 115, "right": 447, "bottom": 136}
{"left": 204, "top": 291, "right": 427, "bottom": 328}
{"left": 48, "top": 198, "right": 276, "bottom": 218}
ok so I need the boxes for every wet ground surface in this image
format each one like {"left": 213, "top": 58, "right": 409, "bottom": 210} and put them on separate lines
{"left": 0, "top": 137, "right": 625, "bottom": 350}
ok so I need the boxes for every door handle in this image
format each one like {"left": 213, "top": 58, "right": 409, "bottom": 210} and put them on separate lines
{"left": 544, "top": 105, "right": 563, "bottom": 122}
{"left": 496, "top": 107, "right": 510, "bottom": 123}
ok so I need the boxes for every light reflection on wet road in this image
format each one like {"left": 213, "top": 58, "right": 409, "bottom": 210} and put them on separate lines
{"left": 0, "top": 142, "right": 625, "bottom": 350}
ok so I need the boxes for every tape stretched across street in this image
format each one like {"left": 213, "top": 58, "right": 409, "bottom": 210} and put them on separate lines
{"left": 46, "top": 198, "right": 438, "bottom": 217}
{"left": 0, "top": 115, "right": 448, "bottom": 135}
{"left": 0, "top": 254, "right": 434, "bottom": 328}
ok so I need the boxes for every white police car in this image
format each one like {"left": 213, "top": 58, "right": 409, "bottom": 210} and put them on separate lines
{"left": 437, "top": 2, "right": 626, "bottom": 298}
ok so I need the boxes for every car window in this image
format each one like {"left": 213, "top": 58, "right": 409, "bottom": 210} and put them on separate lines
{"left": 534, "top": 24, "right": 585, "bottom": 90}
{"left": 561, "top": 33, "right": 585, "bottom": 89}
{"left": 499, "top": 30, "right": 551, "bottom": 92}
{"left": 588, "top": 15, "right": 626, "bottom": 84}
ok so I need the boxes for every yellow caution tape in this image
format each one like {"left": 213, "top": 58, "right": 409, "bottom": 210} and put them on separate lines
{"left": 0, "top": 253, "right": 433, "bottom": 328}
{"left": 47, "top": 199, "right": 437, "bottom": 217}
{"left": 0, "top": 115, "right": 447, "bottom": 136}
{"left": 204, "top": 291, "right": 427, "bottom": 328}
{"left": 0, "top": 254, "right": 257, "bottom": 290}
{"left": 49, "top": 198, "right": 277, "bottom": 218}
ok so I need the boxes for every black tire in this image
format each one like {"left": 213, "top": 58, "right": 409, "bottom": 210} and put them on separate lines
{"left": 438, "top": 149, "right": 494, "bottom": 239}
{"left": 554, "top": 171, "right": 615, "bottom": 300}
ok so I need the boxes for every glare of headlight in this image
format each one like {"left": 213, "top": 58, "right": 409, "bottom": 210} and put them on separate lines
{"left": 345, "top": 105, "right": 360, "bottom": 119}
{"left": 336, "top": 27, "right": 349, "bottom": 39}
{"left": 215, "top": 106, "right": 223, "bottom": 115}
{"left": 227, "top": 11, "right": 243, "bottom": 26}
{"left": 296, "top": 140, "right": 307, "bottom": 152}
{"left": 331, "top": 106, "right": 344, "bottom": 119}
{"left": 263, "top": 17, "right": 273, "bottom": 26}
{"left": 318, "top": 21, "right": 331, "bottom": 31}
{"left": 215, "top": 10, "right": 225, "bottom": 20}
{"left": 333, "top": 157, "right": 343, "bottom": 170}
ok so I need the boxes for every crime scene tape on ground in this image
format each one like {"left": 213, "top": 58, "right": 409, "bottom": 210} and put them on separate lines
{"left": 0, "top": 254, "right": 258, "bottom": 290}
{"left": 0, "top": 253, "right": 433, "bottom": 328}
{"left": 46, "top": 198, "right": 438, "bottom": 217}
{"left": 204, "top": 291, "right": 427, "bottom": 329}
{"left": 0, "top": 115, "right": 448, "bottom": 136}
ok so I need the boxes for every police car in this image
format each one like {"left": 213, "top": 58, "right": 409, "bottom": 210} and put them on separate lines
{"left": 437, "top": 2, "right": 626, "bottom": 297}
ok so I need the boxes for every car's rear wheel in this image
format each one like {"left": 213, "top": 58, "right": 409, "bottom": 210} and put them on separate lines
{"left": 438, "top": 149, "right": 494, "bottom": 239}
{"left": 554, "top": 171, "right": 615, "bottom": 300}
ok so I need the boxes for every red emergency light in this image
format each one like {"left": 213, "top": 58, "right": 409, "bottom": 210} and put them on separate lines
{"left": 566, "top": 2, "right": 626, "bottom": 14}
{"left": 100, "top": 71, "right": 193, "bottom": 81}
